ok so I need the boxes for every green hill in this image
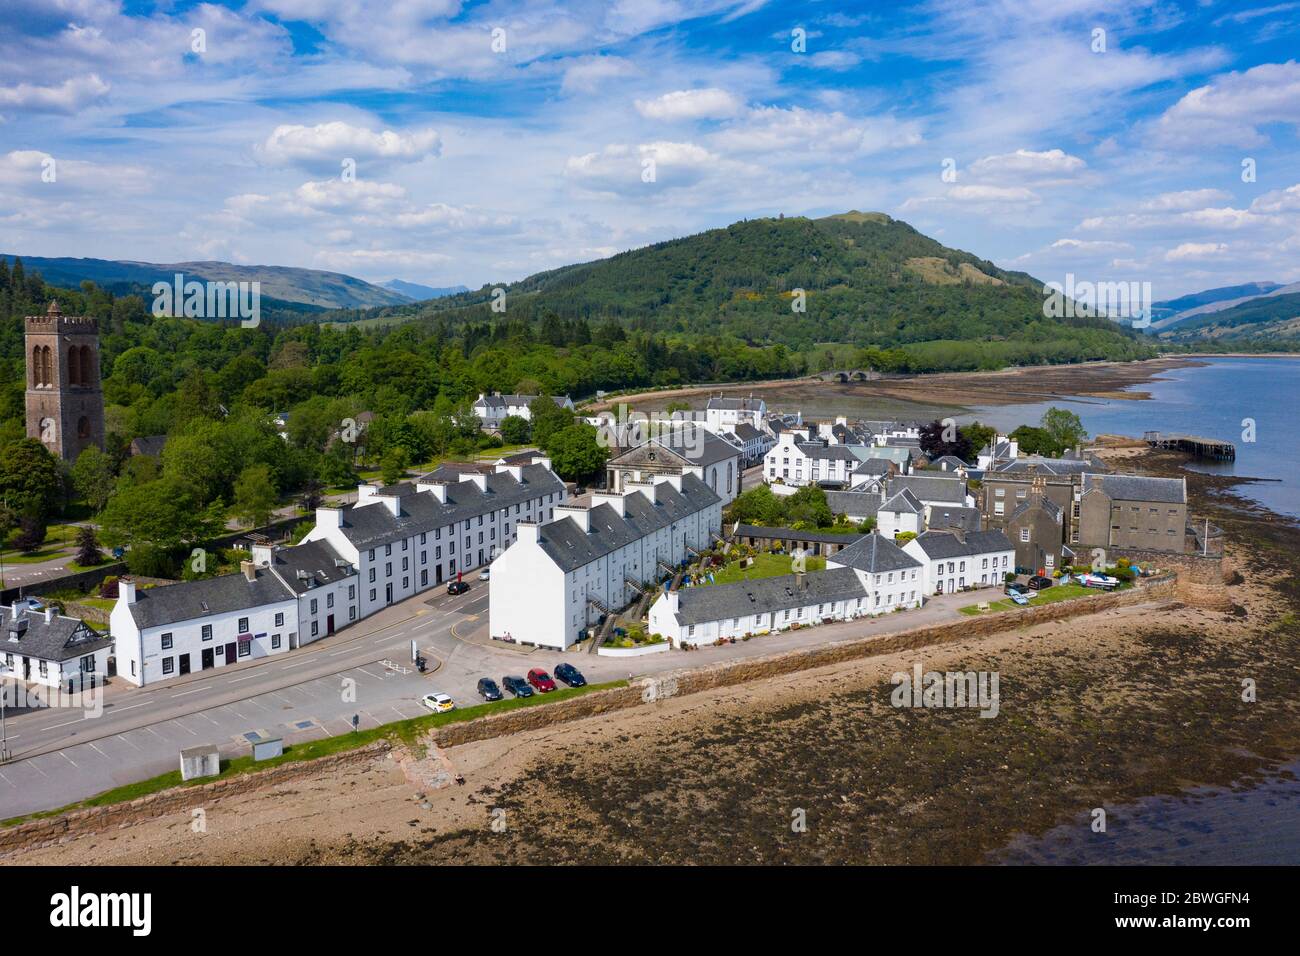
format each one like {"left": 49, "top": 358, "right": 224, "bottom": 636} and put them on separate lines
{"left": 1161, "top": 290, "right": 1300, "bottom": 343}
{"left": 335, "top": 212, "right": 1154, "bottom": 370}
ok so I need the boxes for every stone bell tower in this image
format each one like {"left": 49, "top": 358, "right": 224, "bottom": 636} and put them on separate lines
{"left": 25, "top": 301, "right": 105, "bottom": 461}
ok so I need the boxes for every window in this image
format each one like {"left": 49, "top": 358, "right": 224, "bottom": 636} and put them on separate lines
{"left": 272, "top": 634, "right": 281, "bottom": 649}
{"left": 369, "top": 589, "right": 376, "bottom": 602}
{"left": 311, "top": 621, "right": 319, "bottom": 637}
{"left": 161, "top": 632, "right": 173, "bottom": 650}
{"left": 349, "top": 607, "right": 357, "bottom": 621}
{"left": 238, "top": 641, "right": 250, "bottom": 658}
{"left": 310, "top": 599, "right": 318, "bottom": 614}
{"left": 368, "top": 568, "right": 376, "bottom": 583}
{"left": 275, "top": 612, "right": 284, "bottom": 627}
{"left": 327, "top": 593, "right": 334, "bottom": 608}
{"left": 237, "top": 617, "right": 249, "bottom": 633}
{"left": 162, "top": 658, "right": 174, "bottom": 675}
{"left": 348, "top": 585, "right": 355, "bottom": 600}
{"left": 1020, "top": 528, "right": 1030, "bottom": 542}
{"left": 201, "top": 624, "right": 212, "bottom": 642}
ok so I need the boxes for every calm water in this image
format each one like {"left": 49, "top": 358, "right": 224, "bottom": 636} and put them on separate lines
{"left": 960, "top": 357, "right": 1300, "bottom": 519}
{"left": 992, "top": 759, "right": 1300, "bottom": 865}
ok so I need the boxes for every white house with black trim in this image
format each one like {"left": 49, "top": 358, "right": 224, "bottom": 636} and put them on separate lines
{"left": 1, "top": 605, "right": 112, "bottom": 690}
{"left": 901, "top": 529, "right": 1015, "bottom": 595}
{"left": 472, "top": 392, "right": 574, "bottom": 430}
{"left": 491, "top": 473, "right": 723, "bottom": 650}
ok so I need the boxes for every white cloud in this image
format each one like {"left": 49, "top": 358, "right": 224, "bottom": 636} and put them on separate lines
{"left": 257, "top": 121, "right": 441, "bottom": 167}
{"left": 560, "top": 55, "right": 638, "bottom": 94}
{"left": 635, "top": 88, "right": 743, "bottom": 121}
{"left": 966, "top": 148, "right": 1086, "bottom": 184}
{"left": 1138, "top": 189, "right": 1233, "bottom": 211}
{"left": 713, "top": 105, "right": 922, "bottom": 156}
{"left": 1151, "top": 59, "right": 1300, "bottom": 147}
{"left": 0, "top": 74, "right": 109, "bottom": 114}
{"left": 1165, "top": 242, "right": 1227, "bottom": 261}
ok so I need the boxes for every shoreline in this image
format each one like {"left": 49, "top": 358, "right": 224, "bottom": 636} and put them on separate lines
{"left": 17, "top": 441, "right": 1300, "bottom": 865}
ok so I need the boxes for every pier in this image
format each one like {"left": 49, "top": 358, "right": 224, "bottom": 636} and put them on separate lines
{"left": 1143, "top": 431, "right": 1236, "bottom": 461}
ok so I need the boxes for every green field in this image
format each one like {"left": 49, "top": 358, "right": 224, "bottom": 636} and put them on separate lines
{"left": 701, "top": 552, "right": 827, "bottom": 586}
{"left": 959, "top": 582, "right": 1111, "bottom": 615}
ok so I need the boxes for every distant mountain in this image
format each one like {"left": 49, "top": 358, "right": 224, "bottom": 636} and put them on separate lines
{"left": 1160, "top": 289, "right": 1300, "bottom": 342}
{"left": 0, "top": 254, "right": 409, "bottom": 310}
{"left": 336, "top": 210, "right": 1152, "bottom": 368}
{"left": 1150, "top": 281, "right": 1286, "bottom": 330}
{"left": 379, "top": 279, "right": 469, "bottom": 301}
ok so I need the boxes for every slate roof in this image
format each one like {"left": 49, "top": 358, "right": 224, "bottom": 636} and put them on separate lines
{"left": 992, "top": 457, "right": 1094, "bottom": 476}
{"left": 706, "top": 396, "right": 765, "bottom": 411}
{"left": 886, "top": 474, "right": 968, "bottom": 504}
{"left": 125, "top": 569, "right": 296, "bottom": 631}
{"left": 929, "top": 455, "right": 969, "bottom": 470}
{"left": 732, "top": 422, "right": 764, "bottom": 442}
{"left": 827, "top": 533, "right": 922, "bottom": 574}
{"left": 336, "top": 463, "right": 565, "bottom": 550}
{"left": 270, "top": 539, "right": 356, "bottom": 594}
{"left": 1008, "top": 495, "right": 1063, "bottom": 522}
{"left": 2, "top": 607, "right": 113, "bottom": 663}
{"left": 796, "top": 440, "right": 860, "bottom": 462}
{"left": 927, "top": 506, "right": 982, "bottom": 532}
{"left": 825, "top": 491, "right": 881, "bottom": 518}
{"left": 476, "top": 393, "right": 570, "bottom": 409}
{"left": 131, "top": 435, "right": 167, "bottom": 458}
{"left": 536, "top": 473, "right": 720, "bottom": 573}
{"left": 906, "top": 529, "right": 1014, "bottom": 560}
{"left": 1082, "top": 473, "right": 1186, "bottom": 504}
{"left": 855, "top": 446, "right": 913, "bottom": 466}
{"left": 853, "top": 458, "right": 893, "bottom": 476}
{"left": 670, "top": 567, "right": 868, "bottom": 626}
{"left": 608, "top": 425, "right": 741, "bottom": 468}
{"left": 732, "top": 524, "right": 866, "bottom": 545}
{"left": 880, "top": 487, "right": 924, "bottom": 514}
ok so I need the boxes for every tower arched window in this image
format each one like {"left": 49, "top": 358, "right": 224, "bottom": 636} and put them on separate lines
{"left": 68, "top": 346, "right": 81, "bottom": 385}
{"left": 31, "top": 347, "right": 43, "bottom": 386}
{"left": 40, "top": 346, "right": 52, "bottom": 386}
{"left": 78, "top": 416, "right": 91, "bottom": 440}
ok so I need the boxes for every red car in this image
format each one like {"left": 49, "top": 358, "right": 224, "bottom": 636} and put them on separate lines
{"left": 527, "top": 668, "right": 557, "bottom": 692}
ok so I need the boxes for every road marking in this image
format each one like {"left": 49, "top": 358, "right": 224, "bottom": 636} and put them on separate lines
{"left": 328, "top": 648, "right": 354, "bottom": 657}
{"left": 143, "top": 726, "right": 165, "bottom": 740}
{"left": 173, "top": 718, "right": 199, "bottom": 736}
{"left": 57, "top": 751, "right": 78, "bottom": 769}
{"left": 43, "top": 716, "right": 88, "bottom": 731}
{"left": 88, "top": 742, "right": 109, "bottom": 759}
{"left": 116, "top": 734, "right": 144, "bottom": 751}
{"left": 197, "top": 711, "right": 222, "bottom": 727}
{"left": 280, "top": 659, "right": 315, "bottom": 669}
{"left": 0, "top": 769, "right": 13, "bottom": 787}
{"left": 170, "top": 687, "right": 208, "bottom": 698}
{"left": 227, "top": 673, "right": 260, "bottom": 683}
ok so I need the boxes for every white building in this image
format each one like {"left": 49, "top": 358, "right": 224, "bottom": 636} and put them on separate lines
{"left": 112, "top": 563, "right": 303, "bottom": 687}
{"left": 876, "top": 488, "right": 925, "bottom": 538}
{"left": 884, "top": 474, "right": 974, "bottom": 511}
{"left": 649, "top": 530, "right": 922, "bottom": 646}
{"left": 705, "top": 395, "right": 766, "bottom": 434}
{"left": 765, "top": 429, "right": 863, "bottom": 487}
{"left": 976, "top": 435, "right": 1019, "bottom": 471}
{"left": 902, "top": 529, "right": 1015, "bottom": 595}
{"left": 306, "top": 459, "right": 566, "bottom": 619}
{"left": 724, "top": 422, "right": 773, "bottom": 466}
{"left": 605, "top": 425, "right": 743, "bottom": 504}
{"left": 1, "top": 605, "right": 112, "bottom": 690}
{"left": 472, "top": 392, "right": 574, "bottom": 430}
{"left": 491, "top": 473, "right": 723, "bottom": 650}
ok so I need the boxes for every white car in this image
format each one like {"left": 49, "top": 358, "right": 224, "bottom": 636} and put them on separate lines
{"left": 479, "top": 567, "right": 491, "bottom": 581}
{"left": 420, "top": 693, "right": 455, "bottom": 713}
{"left": 1077, "top": 572, "right": 1120, "bottom": 590}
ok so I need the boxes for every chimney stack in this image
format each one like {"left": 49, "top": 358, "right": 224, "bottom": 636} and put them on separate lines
{"left": 241, "top": 560, "right": 257, "bottom": 583}
{"left": 120, "top": 578, "right": 138, "bottom": 604}
{"left": 44, "top": 606, "right": 54, "bottom": 623}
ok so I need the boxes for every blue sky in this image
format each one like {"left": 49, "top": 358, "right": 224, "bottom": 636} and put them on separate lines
{"left": 1, "top": 0, "right": 1298, "bottom": 299}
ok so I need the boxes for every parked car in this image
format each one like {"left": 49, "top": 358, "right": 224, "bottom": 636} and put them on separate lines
{"left": 554, "top": 662, "right": 586, "bottom": 687}
{"left": 420, "top": 692, "right": 455, "bottom": 713}
{"left": 502, "top": 675, "right": 533, "bottom": 698}
{"left": 447, "top": 580, "right": 470, "bottom": 595}
{"left": 479, "top": 567, "right": 491, "bottom": 581}
{"left": 1027, "top": 575, "right": 1054, "bottom": 590}
{"left": 1006, "top": 589, "right": 1030, "bottom": 606}
{"left": 527, "top": 668, "right": 557, "bottom": 692}
{"left": 477, "top": 677, "right": 503, "bottom": 701}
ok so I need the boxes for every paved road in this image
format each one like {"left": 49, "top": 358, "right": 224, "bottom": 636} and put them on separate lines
{"left": 0, "top": 577, "right": 1068, "bottom": 820}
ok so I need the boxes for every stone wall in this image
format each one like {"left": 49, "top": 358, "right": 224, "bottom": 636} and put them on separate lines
{"left": 0, "top": 741, "right": 390, "bottom": 858}
{"left": 1111, "top": 547, "right": 1230, "bottom": 608}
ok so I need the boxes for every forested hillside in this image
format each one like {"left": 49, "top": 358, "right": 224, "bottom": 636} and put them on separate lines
{"left": 339, "top": 212, "right": 1156, "bottom": 371}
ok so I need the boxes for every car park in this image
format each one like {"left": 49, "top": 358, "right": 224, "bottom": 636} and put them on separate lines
{"left": 527, "top": 668, "right": 557, "bottom": 692}
{"left": 420, "top": 693, "right": 455, "bottom": 713}
{"left": 554, "top": 663, "right": 586, "bottom": 687}
{"left": 477, "top": 677, "right": 503, "bottom": 701}
{"left": 447, "top": 580, "right": 470, "bottom": 595}
{"left": 1027, "top": 575, "right": 1054, "bottom": 590}
{"left": 502, "top": 675, "right": 533, "bottom": 698}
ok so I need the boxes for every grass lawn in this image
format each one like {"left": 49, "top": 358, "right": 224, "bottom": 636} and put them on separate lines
{"left": 0, "top": 546, "right": 71, "bottom": 564}
{"left": 1, "top": 678, "right": 627, "bottom": 829}
{"left": 959, "top": 582, "right": 1121, "bottom": 615}
{"left": 702, "top": 552, "right": 827, "bottom": 586}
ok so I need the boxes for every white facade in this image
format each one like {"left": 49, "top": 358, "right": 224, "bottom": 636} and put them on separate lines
{"left": 902, "top": 531, "right": 1016, "bottom": 595}
{"left": 764, "top": 430, "right": 862, "bottom": 487}
{"left": 111, "top": 571, "right": 301, "bottom": 687}
{"left": 1, "top": 605, "right": 111, "bottom": 690}
{"left": 705, "top": 396, "right": 766, "bottom": 434}
{"left": 473, "top": 393, "right": 574, "bottom": 429}
{"left": 491, "top": 473, "right": 723, "bottom": 651}
{"left": 305, "top": 460, "right": 565, "bottom": 620}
